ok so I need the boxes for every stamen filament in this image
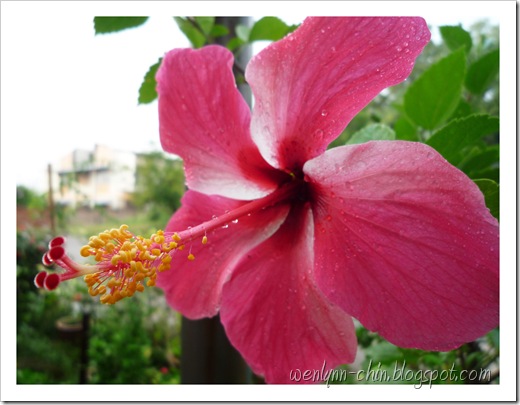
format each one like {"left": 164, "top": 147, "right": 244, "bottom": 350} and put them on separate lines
{"left": 34, "top": 180, "right": 299, "bottom": 304}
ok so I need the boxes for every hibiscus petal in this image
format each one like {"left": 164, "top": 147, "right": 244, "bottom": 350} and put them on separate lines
{"left": 247, "top": 17, "right": 430, "bottom": 171}
{"left": 220, "top": 205, "right": 357, "bottom": 384}
{"left": 157, "top": 45, "right": 283, "bottom": 200}
{"left": 303, "top": 141, "right": 499, "bottom": 351}
{"left": 156, "top": 190, "right": 290, "bottom": 318}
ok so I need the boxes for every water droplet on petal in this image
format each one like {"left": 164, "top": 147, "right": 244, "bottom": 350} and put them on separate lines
{"left": 232, "top": 219, "right": 238, "bottom": 224}
{"left": 321, "top": 109, "right": 328, "bottom": 117}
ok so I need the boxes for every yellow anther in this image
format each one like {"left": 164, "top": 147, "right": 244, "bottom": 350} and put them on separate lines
{"left": 88, "top": 287, "right": 98, "bottom": 296}
{"left": 95, "top": 251, "right": 104, "bottom": 262}
{"left": 141, "top": 250, "right": 156, "bottom": 261}
{"left": 151, "top": 248, "right": 161, "bottom": 256}
{"left": 111, "top": 254, "right": 121, "bottom": 266}
{"left": 88, "top": 237, "right": 105, "bottom": 249}
{"left": 178, "top": 245, "right": 185, "bottom": 251}
{"left": 119, "top": 224, "right": 132, "bottom": 238}
{"left": 121, "top": 250, "right": 134, "bottom": 263}
{"left": 136, "top": 283, "right": 145, "bottom": 292}
{"left": 120, "top": 241, "right": 132, "bottom": 251}
{"left": 107, "top": 278, "right": 120, "bottom": 289}
{"left": 136, "top": 261, "right": 146, "bottom": 273}
{"left": 162, "top": 255, "right": 172, "bottom": 264}
{"left": 97, "top": 285, "right": 107, "bottom": 295}
{"left": 80, "top": 245, "right": 92, "bottom": 257}
{"left": 161, "top": 242, "right": 171, "bottom": 252}
{"left": 173, "top": 233, "right": 181, "bottom": 242}
{"left": 99, "top": 232, "right": 112, "bottom": 241}
{"left": 110, "top": 229, "right": 121, "bottom": 239}
{"left": 202, "top": 235, "right": 208, "bottom": 245}
{"left": 158, "top": 263, "right": 169, "bottom": 272}
{"left": 154, "top": 234, "right": 165, "bottom": 244}
{"left": 147, "top": 279, "right": 156, "bottom": 287}
{"left": 188, "top": 253, "right": 195, "bottom": 261}
{"left": 105, "top": 242, "right": 116, "bottom": 253}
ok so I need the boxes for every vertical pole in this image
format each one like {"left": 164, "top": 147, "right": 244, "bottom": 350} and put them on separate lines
{"left": 180, "top": 16, "right": 252, "bottom": 384}
{"left": 79, "top": 311, "right": 90, "bottom": 384}
{"left": 47, "top": 163, "right": 56, "bottom": 235}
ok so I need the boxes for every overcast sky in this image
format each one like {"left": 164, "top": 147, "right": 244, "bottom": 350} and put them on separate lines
{"left": 1, "top": 3, "right": 505, "bottom": 192}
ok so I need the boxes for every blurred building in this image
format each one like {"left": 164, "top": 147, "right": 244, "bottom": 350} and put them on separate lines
{"left": 55, "top": 145, "right": 136, "bottom": 210}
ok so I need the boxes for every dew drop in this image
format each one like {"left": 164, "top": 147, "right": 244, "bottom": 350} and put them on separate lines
{"left": 232, "top": 219, "right": 239, "bottom": 224}
{"left": 315, "top": 129, "right": 324, "bottom": 139}
{"left": 396, "top": 45, "right": 402, "bottom": 52}
{"left": 321, "top": 109, "right": 328, "bottom": 117}
{"left": 212, "top": 215, "right": 218, "bottom": 220}
{"left": 221, "top": 224, "right": 229, "bottom": 229}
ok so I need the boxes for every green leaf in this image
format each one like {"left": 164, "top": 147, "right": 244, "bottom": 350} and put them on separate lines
{"left": 459, "top": 145, "right": 499, "bottom": 177}
{"left": 449, "top": 98, "right": 474, "bottom": 120}
{"left": 426, "top": 114, "right": 499, "bottom": 166}
{"left": 235, "top": 24, "right": 250, "bottom": 42}
{"left": 249, "top": 17, "right": 290, "bottom": 41}
{"left": 174, "top": 17, "right": 206, "bottom": 48}
{"left": 194, "top": 17, "right": 214, "bottom": 36}
{"left": 363, "top": 341, "right": 402, "bottom": 366}
{"left": 210, "top": 24, "right": 229, "bottom": 38}
{"left": 439, "top": 25, "right": 472, "bottom": 53}
{"left": 138, "top": 59, "right": 161, "bottom": 104}
{"left": 94, "top": 17, "right": 148, "bottom": 34}
{"left": 394, "top": 116, "right": 418, "bottom": 141}
{"left": 346, "top": 124, "right": 395, "bottom": 145}
{"left": 465, "top": 49, "right": 499, "bottom": 95}
{"left": 404, "top": 49, "right": 466, "bottom": 130}
{"left": 473, "top": 179, "right": 499, "bottom": 220}
{"left": 226, "top": 37, "right": 245, "bottom": 52}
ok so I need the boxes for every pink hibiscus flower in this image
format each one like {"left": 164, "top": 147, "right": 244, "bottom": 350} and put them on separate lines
{"left": 155, "top": 17, "right": 499, "bottom": 382}
{"left": 37, "top": 17, "right": 499, "bottom": 384}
